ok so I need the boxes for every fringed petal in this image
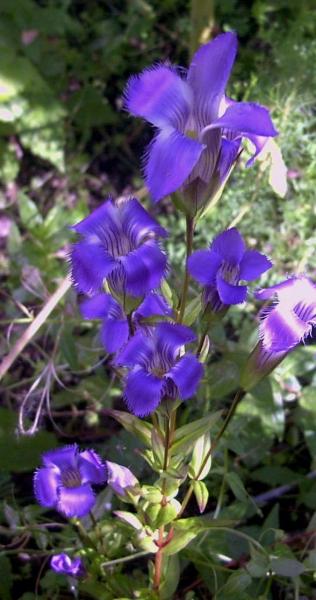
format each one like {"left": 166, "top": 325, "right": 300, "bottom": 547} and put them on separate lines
{"left": 217, "top": 275, "right": 247, "bottom": 305}
{"left": 168, "top": 354, "right": 203, "bottom": 399}
{"left": 188, "top": 32, "right": 237, "bottom": 127}
{"left": 124, "top": 368, "right": 163, "bottom": 417}
{"left": 239, "top": 250, "right": 272, "bottom": 281}
{"left": 58, "top": 484, "right": 95, "bottom": 518}
{"left": 188, "top": 249, "right": 221, "bottom": 285}
{"left": 145, "top": 129, "right": 205, "bottom": 202}
{"left": 211, "top": 228, "right": 245, "bottom": 264}
{"left": 124, "top": 64, "right": 192, "bottom": 129}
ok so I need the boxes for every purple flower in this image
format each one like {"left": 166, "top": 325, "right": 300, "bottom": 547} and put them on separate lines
{"left": 106, "top": 461, "right": 139, "bottom": 497}
{"left": 256, "top": 276, "right": 316, "bottom": 352}
{"left": 50, "top": 553, "right": 84, "bottom": 577}
{"left": 34, "top": 445, "right": 107, "bottom": 518}
{"left": 124, "top": 32, "right": 278, "bottom": 204}
{"left": 241, "top": 275, "right": 316, "bottom": 391}
{"left": 114, "top": 323, "right": 203, "bottom": 416}
{"left": 188, "top": 228, "right": 272, "bottom": 311}
{"left": 70, "top": 197, "right": 167, "bottom": 296}
{"left": 80, "top": 291, "right": 173, "bottom": 354}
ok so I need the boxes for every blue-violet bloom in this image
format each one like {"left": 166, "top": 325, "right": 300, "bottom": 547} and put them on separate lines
{"left": 106, "top": 460, "right": 139, "bottom": 497}
{"left": 80, "top": 291, "right": 173, "bottom": 353}
{"left": 114, "top": 323, "right": 203, "bottom": 416}
{"left": 34, "top": 444, "right": 107, "bottom": 518}
{"left": 256, "top": 275, "right": 316, "bottom": 352}
{"left": 70, "top": 197, "right": 167, "bottom": 296}
{"left": 188, "top": 228, "right": 272, "bottom": 311}
{"left": 51, "top": 553, "right": 84, "bottom": 577}
{"left": 125, "top": 32, "right": 278, "bottom": 203}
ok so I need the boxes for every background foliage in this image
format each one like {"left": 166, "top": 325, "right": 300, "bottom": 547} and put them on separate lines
{"left": 0, "top": 0, "right": 315, "bottom": 598}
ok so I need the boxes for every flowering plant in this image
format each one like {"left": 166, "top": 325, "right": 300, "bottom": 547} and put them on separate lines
{"left": 27, "top": 30, "right": 315, "bottom": 599}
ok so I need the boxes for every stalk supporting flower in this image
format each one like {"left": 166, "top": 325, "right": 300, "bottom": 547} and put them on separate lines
{"left": 241, "top": 275, "right": 316, "bottom": 390}
{"left": 34, "top": 445, "right": 107, "bottom": 518}
{"left": 70, "top": 197, "right": 168, "bottom": 296}
{"left": 115, "top": 323, "right": 204, "bottom": 416}
{"left": 188, "top": 227, "right": 272, "bottom": 312}
{"left": 125, "top": 32, "right": 277, "bottom": 209}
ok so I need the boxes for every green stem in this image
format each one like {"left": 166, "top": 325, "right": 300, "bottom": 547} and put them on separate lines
{"left": 178, "top": 389, "right": 245, "bottom": 517}
{"left": 101, "top": 550, "right": 150, "bottom": 569}
{"left": 177, "top": 215, "right": 195, "bottom": 323}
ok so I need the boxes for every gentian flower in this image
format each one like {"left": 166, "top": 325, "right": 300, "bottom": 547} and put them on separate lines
{"left": 80, "top": 291, "right": 173, "bottom": 353}
{"left": 241, "top": 275, "right": 316, "bottom": 390}
{"left": 50, "top": 553, "right": 84, "bottom": 577}
{"left": 188, "top": 228, "right": 272, "bottom": 312}
{"left": 106, "top": 460, "right": 139, "bottom": 497}
{"left": 256, "top": 275, "right": 316, "bottom": 352}
{"left": 114, "top": 323, "right": 203, "bottom": 416}
{"left": 34, "top": 445, "right": 107, "bottom": 518}
{"left": 70, "top": 197, "right": 167, "bottom": 296}
{"left": 125, "top": 32, "right": 278, "bottom": 205}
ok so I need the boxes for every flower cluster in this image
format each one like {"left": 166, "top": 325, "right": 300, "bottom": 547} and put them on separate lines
{"left": 32, "top": 32, "right": 315, "bottom": 592}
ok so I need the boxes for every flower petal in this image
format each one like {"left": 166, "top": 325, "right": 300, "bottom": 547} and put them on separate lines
{"left": 156, "top": 323, "right": 196, "bottom": 359}
{"left": 58, "top": 484, "right": 95, "bottom": 518}
{"left": 115, "top": 330, "right": 154, "bottom": 368}
{"left": 124, "top": 368, "right": 163, "bottom": 417}
{"left": 42, "top": 445, "right": 78, "bottom": 470}
{"left": 168, "top": 354, "right": 203, "bottom": 399}
{"left": 121, "top": 197, "right": 167, "bottom": 240}
{"left": 71, "top": 199, "right": 118, "bottom": 237}
{"left": 123, "top": 241, "right": 167, "bottom": 296}
{"left": 145, "top": 129, "right": 205, "bottom": 202}
{"left": 211, "top": 228, "right": 245, "bottom": 264}
{"left": 188, "top": 32, "right": 238, "bottom": 127}
{"left": 34, "top": 467, "right": 60, "bottom": 507}
{"left": 260, "top": 306, "right": 312, "bottom": 352}
{"left": 80, "top": 293, "right": 120, "bottom": 320}
{"left": 217, "top": 275, "right": 247, "bottom": 305}
{"left": 135, "top": 292, "right": 173, "bottom": 319}
{"left": 217, "top": 137, "right": 241, "bottom": 180}
{"left": 245, "top": 134, "right": 270, "bottom": 166}
{"left": 106, "top": 461, "right": 138, "bottom": 496}
{"left": 239, "top": 250, "right": 272, "bottom": 281}
{"left": 78, "top": 450, "right": 107, "bottom": 485}
{"left": 51, "top": 554, "right": 84, "bottom": 576}
{"left": 188, "top": 249, "right": 221, "bottom": 285}
{"left": 70, "top": 241, "right": 116, "bottom": 294}
{"left": 101, "top": 317, "right": 129, "bottom": 353}
{"left": 210, "top": 101, "right": 278, "bottom": 139}
{"left": 124, "top": 64, "right": 192, "bottom": 129}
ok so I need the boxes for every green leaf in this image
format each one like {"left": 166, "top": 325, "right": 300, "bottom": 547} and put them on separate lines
{"left": 175, "top": 515, "right": 235, "bottom": 534}
{"left": 270, "top": 557, "right": 305, "bottom": 577}
{"left": 219, "top": 571, "right": 252, "bottom": 599}
{"left": 160, "top": 555, "right": 180, "bottom": 600}
{"left": 0, "top": 408, "right": 57, "bottom": 472}
{"left": 188, "top": 432, "right": 212, "bottom": 480}
{"left": 192, "top": 480, "right": 209, "bottom": 513}
{"left": 151, "top": 428, "right": 165, "bottom": 468}
{"left": 162, "top": 529, "right": 197, "bottom": 556}
{"left": 226, "top": 472, "right": 248, "bottom": 504}
{"left": 107, "top": 409, "right": 152, "bottom": 447}
{"left": 171, "top": 411, "right": 222, "bottom": 456}
{"left": 207, "top": 360, "right": 240, "bottom": 398}
{"left": 0, "top": 555, "right": 12, "bottom": 600}
{"left": 18, "top": 192, "right": 43, "bottom": 229}
{"left": 183, "top": 296, "right": 201, "bottom": 326}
